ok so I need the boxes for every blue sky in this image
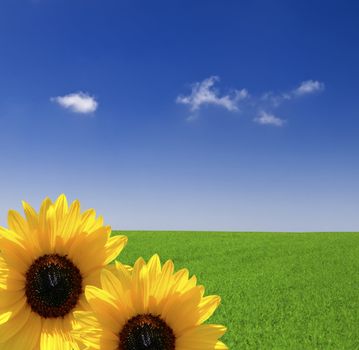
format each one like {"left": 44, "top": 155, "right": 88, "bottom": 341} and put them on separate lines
{"left": 0, "top": 0, "right": 358, "bottom": 231}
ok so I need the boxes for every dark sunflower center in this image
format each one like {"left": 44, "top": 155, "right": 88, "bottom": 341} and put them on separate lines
{"left": 25, "top": 254, "right": 83, "bottom": 318}
{"left": 119, "top": 314, "right": 176, "bottom": 350}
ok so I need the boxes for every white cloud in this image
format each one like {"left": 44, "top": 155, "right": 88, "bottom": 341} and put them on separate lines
{"left": 254, "top": 111, "right": 285, "bottom": 127}
{"left": 176, "top": 76, "right": 248, "bottom": 113}
{"left": 51, "top": 92, "right": 98, "bottom": 114}
{"left": 261, "top": 91, "right": 292, "bottom": 107}
{"left": 262, "top": 79, "right": 325, "bottom": 107}
{"left": 177, "top": 76, "right": 324, "bottom": 126}
{"left": 293, "top": 80, "right": 325, "bottom": 96}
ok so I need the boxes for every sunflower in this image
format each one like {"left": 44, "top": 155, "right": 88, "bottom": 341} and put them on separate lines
{"left": 73, "top": 254, "right": 228, "bottom": 350}
{"left": 0, "top": 194, "right": 128, "bottom": 349}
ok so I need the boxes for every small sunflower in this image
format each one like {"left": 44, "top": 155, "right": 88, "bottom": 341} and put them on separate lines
{"left": 0, "top": 194, "right": 128, "bottom": 349}
{"left": 73, "top": 254, "right": 228, "bottom": 350}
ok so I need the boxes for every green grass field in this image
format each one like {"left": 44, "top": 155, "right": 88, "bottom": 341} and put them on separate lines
{"left": 113, "top": 231, "right": 359, "bottom": 349}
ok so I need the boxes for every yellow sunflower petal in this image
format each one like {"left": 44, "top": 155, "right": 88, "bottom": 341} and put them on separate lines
{"left": 7, "top": 210, "right": 28, "bottom": 239}
{"left": 54, "top": 194, "right": 69, "bottom": 222}
{"left": 103, "top": 235, "right": 128, "bottom": 265}
{"left": 215, "top": 340, "right": 229, "bottom": 349}
{"left": 0, "top": 239, "right": 33, "bottom": 273}
{"left": 197, "top": 295, "right": 221, "bottom": 324}
{"left": 0, "top": 290, "right": 24, "bottom": 308}
{"left": 69, "top": 228, "right": 109, "bottom": 275}
{"left": 176, "top": 324, "right": 228, "bottom": 349}
{"left": 78, "top": 209, "right": 96, "bottom": 233}
{"left": 21, "top": 201, "right": 39, "bottom": 230}
{"left": 35, "top": 197, "right": 53, "bottom": 252}
{"left": 46, "top": 206, "right": 58, "bottom": 252}
{"left": 171, "top": 268, "right": 190, "bottom": 294}
{"left": 92, "top": 215, "right": 104, "bottom": 232}
{"left": 0, "top": 312, "right": 11, "bottom": 325}
{"left": 131, "top": 261, "right": 150, "bottom": 314}
{"left": 162, "top": 286, "right": 203, "bottom": 335}
{"left": 60, "top": 200, "right": 81, "bottom": 241}
{"left": 40, "top": 318, "right": 79, "bottom": 350}
{"left": 0, "top": 278, "right": 24, "bottom": 292}
{"left": 100, "top": 268, "right": 128, "bottom": 300}
{"left": 39, "top": 197, "right": 52, "bottom": 233}
{"left": 86, "top": 286, "right": 119, "bottom": 311}
{"left": 12, "top": 205, "right": 41, "bottom": 253}
{"left": 73, "top": 310, "right": 119, "bottom": 350}
{"left": 86, "top": 286, "right": 127, "bottom": 333}
{"left": 0, "top": 314, "right": 42, "bottom": 350}
{"left": 72, "top": 311, "right": 102, "bottom": 349}
{"left": 114, "top": 261, "right": 132, "bottom": 287}
{"left": 0, "top": 226, "right": 24, "bottom": 246}
{"left": 0, "top": 304, "right": 31, "bottom": 343}
{"left": 147, "top": 253, "right": 161, "bottom": 283}
{"left": 151, "top": 259, "right": 175, "bottom": 312}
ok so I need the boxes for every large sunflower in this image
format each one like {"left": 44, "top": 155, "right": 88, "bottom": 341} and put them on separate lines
{"left": 73, "top": 254, "right": 228, "bottom": 350}
{"left": 0, "top": 194, "right": 128, "bottom": 349}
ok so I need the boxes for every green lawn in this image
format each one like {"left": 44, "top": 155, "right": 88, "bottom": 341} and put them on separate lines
{"left": 113, "top": 231, "right": 359, "bottom": 349}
